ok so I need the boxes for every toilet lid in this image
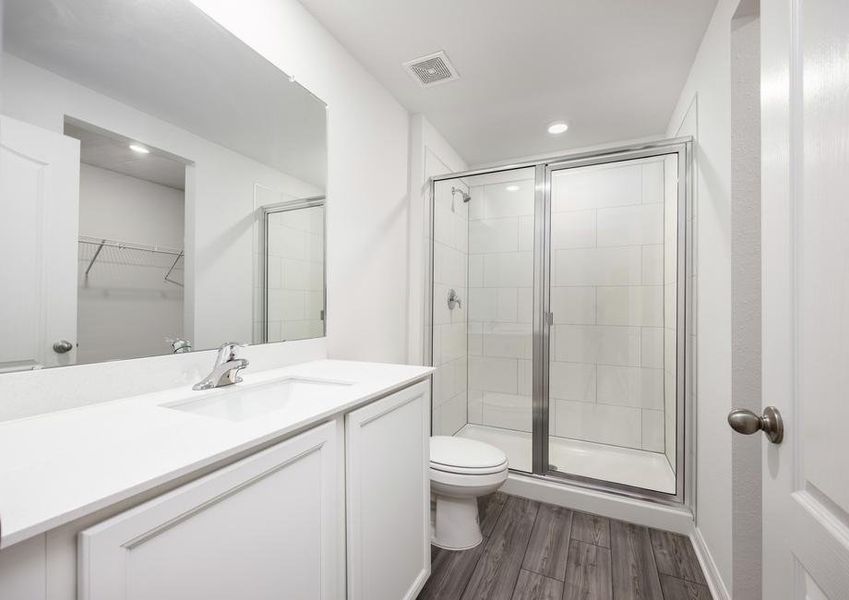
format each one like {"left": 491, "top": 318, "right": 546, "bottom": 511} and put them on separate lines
{"left": 430, "top": 436, "right": 508, "bottom": 472}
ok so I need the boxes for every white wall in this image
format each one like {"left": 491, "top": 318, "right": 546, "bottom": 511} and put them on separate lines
{"left": 77, "top": 164, "right": 185, "bottom": 364}
{"left": 729, "top": 7, "right": 761, "bottom": 600}
{"left": 190, "top": 0, "right": 412, "bottom": 364}
{"left": 665, "top": 0, "right": 743, "bottom": 595}
{"left": 78, "top": 165, "right": 185, "bottom": 248}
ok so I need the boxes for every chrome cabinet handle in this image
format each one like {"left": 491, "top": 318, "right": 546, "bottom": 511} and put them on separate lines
{"left": 728, "top": 406, "right": 784, "bottom": 444}
{"left": 52, "top": 340, "right": 74, "bottom": 354}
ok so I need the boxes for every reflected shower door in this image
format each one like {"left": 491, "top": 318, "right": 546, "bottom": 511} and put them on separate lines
{"left": 263, "top": 201, "right": 326, "bottom": 343}
{"left": 544, "top": 151, "right": 682, "bottom": 495}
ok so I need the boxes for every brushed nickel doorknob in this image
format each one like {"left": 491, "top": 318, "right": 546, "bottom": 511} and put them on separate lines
{"left": 728, "top": 406, "right": 784, "bottom": 444}
{"left": 52, "top": 340, "right": 74, "bottom": 354}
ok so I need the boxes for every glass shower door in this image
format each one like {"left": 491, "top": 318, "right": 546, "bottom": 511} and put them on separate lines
{"left": 543, "top": 150, "right": 683, "bottom": 495}
{"left": 430, "top": 167, "right": 536, "bottom": 472}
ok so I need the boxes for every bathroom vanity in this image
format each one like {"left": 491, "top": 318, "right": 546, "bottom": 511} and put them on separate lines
{"left": 0, "top": 360, "right": 433, "bottom": 600}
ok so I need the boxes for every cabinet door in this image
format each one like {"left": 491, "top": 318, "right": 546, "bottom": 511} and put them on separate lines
{"left": 346, "top": 380, "right": 431, "bottom": 600}
{"left": 78, "top": 421, "right": 340, "bottom": 600}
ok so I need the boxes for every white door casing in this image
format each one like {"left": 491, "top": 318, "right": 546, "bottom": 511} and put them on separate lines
{"left": 761, "top": 0, "right": 849, "bottom": 597}
{"left": 0, "top": 115, "right": 79, "bottom": 370}
{"left": 346, "top": 380, "right": 431, "bottom": 600}
{"left": 78, "top": 421, "right": 340, "bottom": 600}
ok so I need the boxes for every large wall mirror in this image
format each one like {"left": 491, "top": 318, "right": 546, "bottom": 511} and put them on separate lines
{"left": 0, "top": 0, "right": 328, "bottom": 373}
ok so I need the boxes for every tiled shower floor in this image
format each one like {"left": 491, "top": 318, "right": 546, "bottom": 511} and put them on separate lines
{"left": 456, "top": 424, "right": 676, "bottom": 493}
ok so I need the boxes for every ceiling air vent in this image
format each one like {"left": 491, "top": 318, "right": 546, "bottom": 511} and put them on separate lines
{"left": 403, "top": 51, "right": 459, "bottom": 88}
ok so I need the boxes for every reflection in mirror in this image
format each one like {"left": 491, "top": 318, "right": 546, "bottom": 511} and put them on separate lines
{"left": 71, "top": 122, "right": 188, "bottom": 365}
{"left": 261, "top": 200, "right": 326, "bottom": 343}
{"left": 0, "top": 0, "right": 327, "bottom": 373}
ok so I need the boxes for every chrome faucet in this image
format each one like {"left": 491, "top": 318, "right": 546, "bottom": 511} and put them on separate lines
{"left": 193, "top": 342, "right": 249, "bottom": 391}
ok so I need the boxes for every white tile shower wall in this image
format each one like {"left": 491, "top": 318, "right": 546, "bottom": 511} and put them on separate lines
{"left": 431, "top": 180, "right": 469, "bottom": 436}
{"left": 549, "top": 159, "right": 672, "bottom": 452}
{"left": 467, "top": 175, "right": 535, "bottom": 433}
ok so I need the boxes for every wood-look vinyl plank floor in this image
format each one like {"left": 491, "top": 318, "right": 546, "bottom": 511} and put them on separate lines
{"left": 609, "top": 520, "right": 664, "bottom": 600}
{"left": 460, "top": 495, "right": 540, "bottom": 600}
{"left": 418, "top": 494, "right": 712, "bottom": 600}
{"left": 511, "top": 570, "right": 564, "bottom": 600}
{"left": 650, "top": 529, "right": 709, "bottom": 586}
{"left": 659, "top": 574, "right": 713, "bottom": 600}
{"left": 522, "top": 504, "right": 573, "bottom": 581}
{"left": 561, "top": 539, "right": 612, "bottom": 600}
{"left": 418, "top": 544, "right": 486, "bottom": 600}
{"left": 571, "top": 512, "right": 611, "bottom": 548}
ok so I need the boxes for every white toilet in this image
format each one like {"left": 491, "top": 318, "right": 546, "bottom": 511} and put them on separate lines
{"left": 429, "top": 436, "right": 509, "bottom": 550}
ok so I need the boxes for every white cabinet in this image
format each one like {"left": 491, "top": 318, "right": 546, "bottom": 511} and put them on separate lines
{"left": 0, "top": 377, "right": 432, "bottom": 600}
{"left": 345, "top": 381, "right": 431, "bottom": 600}
{"left": 78, "top": 421, "right": 340, "bottom": 600}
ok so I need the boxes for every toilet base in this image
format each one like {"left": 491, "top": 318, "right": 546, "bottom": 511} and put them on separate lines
{"left": 431, "top": 495, "right": 483, "bottom": 551}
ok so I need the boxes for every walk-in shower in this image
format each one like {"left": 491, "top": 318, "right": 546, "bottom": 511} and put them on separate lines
{"left": 426, "top": 139, "right": 691, "bottom": 503}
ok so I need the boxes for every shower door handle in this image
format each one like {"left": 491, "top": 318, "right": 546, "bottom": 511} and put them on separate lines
{"left": 727, "top": 406, "right": 784, "bottom": 444}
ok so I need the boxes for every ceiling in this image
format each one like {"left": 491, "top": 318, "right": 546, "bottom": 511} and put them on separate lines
{"left": 65, "top": 122, "right": 186, "bottom": 191}
{"left": 298, "top": 0, "right": 717, "bottom": 165}
{"left": 3, "top": 0, "right": 327, "bottom": 188}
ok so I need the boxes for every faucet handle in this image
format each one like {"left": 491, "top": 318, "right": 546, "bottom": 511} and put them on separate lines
{"left": 216, "top": 342, "right": 247, "bottom": 363}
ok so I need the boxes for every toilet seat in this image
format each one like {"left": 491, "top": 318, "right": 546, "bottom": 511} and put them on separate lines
{"left": 430, "top": 465, "right": 508, "bottom": 489}
{"left": 430, "top": 461, "right": 508, "bottom": 476}
{"left": 429, "top": 436, "right": 508, "bottom": 476}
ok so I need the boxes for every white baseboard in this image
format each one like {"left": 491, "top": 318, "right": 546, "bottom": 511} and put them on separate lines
{"left": 502, "top": 472, "right": 694, "bottom": 535}
{"left": 690, "top": 526, "right": 731, "bottom": 600}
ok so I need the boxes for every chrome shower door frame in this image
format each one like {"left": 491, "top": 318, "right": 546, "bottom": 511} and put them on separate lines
{"left": 259, "top": 196, "right": 326, "bottom": 344}
{"left": 427, "top": 137, "right": 693, "bottom": 507}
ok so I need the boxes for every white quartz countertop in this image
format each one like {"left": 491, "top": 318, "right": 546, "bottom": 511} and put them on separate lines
{"left": 0, "top": 359, "right": 432, "bottom": 548}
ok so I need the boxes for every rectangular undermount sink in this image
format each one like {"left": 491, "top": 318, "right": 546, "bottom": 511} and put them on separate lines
{"left": 163, "top": 377, "right": 353, "bottom": 422}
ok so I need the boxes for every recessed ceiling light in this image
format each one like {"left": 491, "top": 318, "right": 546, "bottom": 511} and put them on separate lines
{"left": 506, "top": 184, "right": 520, "bottom": 192}
{"left": 129, "top": 143, "right": 150, "bottom": 154}
{"left": 547, "top": 121, "right": 569, "bottom": 135}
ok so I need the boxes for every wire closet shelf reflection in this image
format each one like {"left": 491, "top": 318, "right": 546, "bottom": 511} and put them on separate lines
{"left": 78, "top": 236, "right": 184, "bottom": 286}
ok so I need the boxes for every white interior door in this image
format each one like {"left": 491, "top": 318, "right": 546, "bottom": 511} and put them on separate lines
{"left": 761, "top": 0, "right": 849, "bottom": 597}
{"left": 0, "top": 115, "right": 80, "bottom": 370}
